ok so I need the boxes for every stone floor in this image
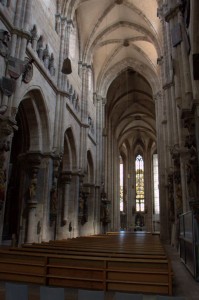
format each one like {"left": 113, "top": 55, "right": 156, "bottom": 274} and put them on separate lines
{"left": 0, "top": 244, "right": 198, "bottom": 299}
{"left": 164, "top": 245, "right": 199, "bottom": 300}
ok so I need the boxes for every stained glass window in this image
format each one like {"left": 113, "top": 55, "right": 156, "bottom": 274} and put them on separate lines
{"left": 120, "top": 161, "right": 123, "bottom": 211}
{"left": 153, "top": 154, "right": 160, "bottom": 214}
{"left": 135, "top": 155, "right": 145, "bottom": 212}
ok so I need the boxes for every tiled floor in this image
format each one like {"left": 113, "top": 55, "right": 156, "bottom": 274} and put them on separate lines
{"left": 0, "top": 244, "right": 198, "bottom": 300}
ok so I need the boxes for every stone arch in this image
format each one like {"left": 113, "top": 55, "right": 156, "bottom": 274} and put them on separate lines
{"left": 98, "top": 58, "right": 160, "bottom": 99}
{"left": 19, "top": 88, "right": 51, "bottom": 153}
{"left": 62, "top": 127, "right": 77, "bottom": 172}
{"left": 2, "top": 88, "right": 50, "bottom": 243}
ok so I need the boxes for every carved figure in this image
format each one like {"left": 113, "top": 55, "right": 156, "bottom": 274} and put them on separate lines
{"left": 49, "top": 53, "right": 55, "bottom": 76}
{"left": 50, "top": 188, "right": 58, "bottom": 214}
{"left": 0, "top": 30, "right": 10, "bottom": 57}
{"left": 37, "top": 36, "right": 44, "bottom": 60}
{"left": 29, "top": 179, "right": 36, "bottom": 200}
{"left": 43, "top": 44, "right": 50, "bottom": 68}
{"left": 186, "top": 145, "right": 198, "bottom": 201}
{"left": 79, "top": 191, "right": 84, "bottom": 216}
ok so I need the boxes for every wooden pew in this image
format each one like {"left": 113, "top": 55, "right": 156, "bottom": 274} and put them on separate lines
{"left": 0, "top": 233, "right": 173, "bottom": 295}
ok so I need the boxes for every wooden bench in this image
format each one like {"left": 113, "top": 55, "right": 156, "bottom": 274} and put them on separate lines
{"left": 0, "top": 233, "right": 173, "bottom": 295}
{"left": 26, "top": 233, "right": 166, "bottom": 256}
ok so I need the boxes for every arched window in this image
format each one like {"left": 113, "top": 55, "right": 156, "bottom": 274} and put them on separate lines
{"left": 153, "top": 154, "right": 160, "bottom": 214}
{"left": 120, "top": 157, "right": 124, "bottom": 211}
{"left": 135, "top": 154, "right": 145, "bottom": 212}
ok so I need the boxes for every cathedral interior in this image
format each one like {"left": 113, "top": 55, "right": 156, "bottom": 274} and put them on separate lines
{"left": 0, "top": 0, "right": 199, "bottom": 299}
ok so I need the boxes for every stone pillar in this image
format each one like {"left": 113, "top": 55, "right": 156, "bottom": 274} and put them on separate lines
{"left": 154, "top": 91, "right": 170, "bottom": 242}
{"left": 79, "top": 64, "right": 89, "bottom": 174}
{"left": 144, "top": 151, "right": 152, "bottom": 232}
{"left": 95, "top": 96, "right": 104, "bottom": 234}
{"left": 100, "top": 187, "right": 111, "bottom": 234}
{"left": 49, "top": 155, "right": 62, "bottom": 240}
{"left": 82, "top": 183, "right": 96, "bottom": 235}
{"left": 94, "top": 185, "right": 100, "bottom": 234}
{"left": 0, "top": 117, "right": 15, "bottom": 243}
{"left": 57, "top": 171, "right": 72, "bottom": 239}
{"left": 25, "top": 154, "right": 41, "bottom": 243}
{"left": 181, "top": 111, "right": 199, "bottom": 209}
{"left": 68, "top": 172, "right": 80, "bottom": 238}
{"left": 58, "top": 17, "right": 67, "bottom": 89}
{"left": 112, "top": 144, "right": 120, "bottom": 231}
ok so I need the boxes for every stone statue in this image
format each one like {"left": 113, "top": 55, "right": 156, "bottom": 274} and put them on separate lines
{"left": 28, "top": 178, "right": 37, "bottom": 200}
{"left": 186, "top": 145, "right": 198, "bottom": 201}
{"left": 37, "top": 36, "right": 44, "bottom": 60}
{"left": 49, "top": 53, "right": 55, "bottom": 76}
{"left": 0, "top": 30, "right": 10, "bottom": 57}
{"left": 43, "top": 44, "right": 50, "bottom": 68}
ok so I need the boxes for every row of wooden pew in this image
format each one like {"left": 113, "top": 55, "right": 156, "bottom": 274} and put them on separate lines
{"left": 0, "top": 232, "right": 173, "bottom": 295}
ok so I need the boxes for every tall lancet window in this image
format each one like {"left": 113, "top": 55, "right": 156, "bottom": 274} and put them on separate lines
{"left": 120, "top": 157, "right": 124, "bottom": 211}
{"left": 135, "top": 154, "right": 145, "bottom": 212}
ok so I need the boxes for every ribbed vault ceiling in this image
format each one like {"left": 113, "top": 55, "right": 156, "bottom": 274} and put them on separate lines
{"left": 61, "top": 0, "right": 162, "bottom": 152}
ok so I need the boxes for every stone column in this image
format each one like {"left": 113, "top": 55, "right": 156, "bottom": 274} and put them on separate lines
{"left": 68, "top": 172, "right": 80, "bottom": 238}
{"left": 79, "top": 64, "right": 89, "bottom": 174}
{"left": 112, "top": 143, "right": 120, "bottom": 231}
{"left": 83, "top": 183, "right": 95, "bottom": 235}
{"left": 0, "top": 116, "right": 15, "bottom": 243}
{"left": 25, "top": 154, "right": 41, "bottom": 243}
{"left": 154, "top": 91, "right": 170, "bottom": 242}
{"left": 181, "top": 112, "right": 198, "bottom": 209}
{"left": 144, "top": 151, "right": 152, "bottom": 232}
{"left": 95, "top": 96, "right": 104, "bottom": 233}
{"left": 94, "top": 185, "right": 100, "bottom": 234}
{"left": 57, "top": 171, "right": 72, "bottom": 239}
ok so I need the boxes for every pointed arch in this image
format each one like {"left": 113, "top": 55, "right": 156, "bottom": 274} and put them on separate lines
{"left": 19, "top": 88, "right": 51, "bottom": 153}
{"left": 99, "top": 58, "right": 160, "bottom": 98}
{"left": 62, "top": 127, "right": 77, "bottom": 172}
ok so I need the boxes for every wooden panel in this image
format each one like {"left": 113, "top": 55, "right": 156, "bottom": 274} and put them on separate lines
{"left": 107, "top": 271, "right": 168, "bottom": 283}
{"left": 0, "top": 262, "right": 45, "bottom": 275}
{"left": 48, "top": 257, "right": 104, "bottom": 269}
{"left": 48, "top": 267, "right": 103, "bottom": 279}
{"left": 107, "top": 282, "right": 169, "bottom": 294}
{"left": 107, "top": 260, "right": 168, "bottom": 271}
{"left": 0, "top": 273, "right": 45, "bottom": 284}
{"left": 47, "top": 278, "right": 103, "bottom": 290}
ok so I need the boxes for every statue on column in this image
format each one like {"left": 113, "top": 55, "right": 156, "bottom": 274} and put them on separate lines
{"left": 170, "top": 145, "right": 183, "bottom": 216}
{"left": 167, "top": 172, "right": 175, "bottom": 222}
{"left": 0, "top": 29, "right": 10, "bottom": 58}
{"left": 182, "top": 113, "right": 198, "bottom": 203}
{"left": 50, "top": 186, "right": 58, "bottom": 226}
{"left": 78, "top": 188, "right": 88, "bottom": 225}
{"left": 49, "top": 155, "right": 62, "bottom": 226}
{"left": 100, "top": 184, "right": 111, "bottom": 225}
{"left": 185, "top": 145, "right": 198, "bottom": 202}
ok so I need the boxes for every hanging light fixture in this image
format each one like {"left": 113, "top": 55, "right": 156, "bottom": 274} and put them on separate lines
{"left": 115, "top": 0, "right": 123, "bottom": 4}
{"left": 61, "top": 57, "right": 72, "bottom": 74}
